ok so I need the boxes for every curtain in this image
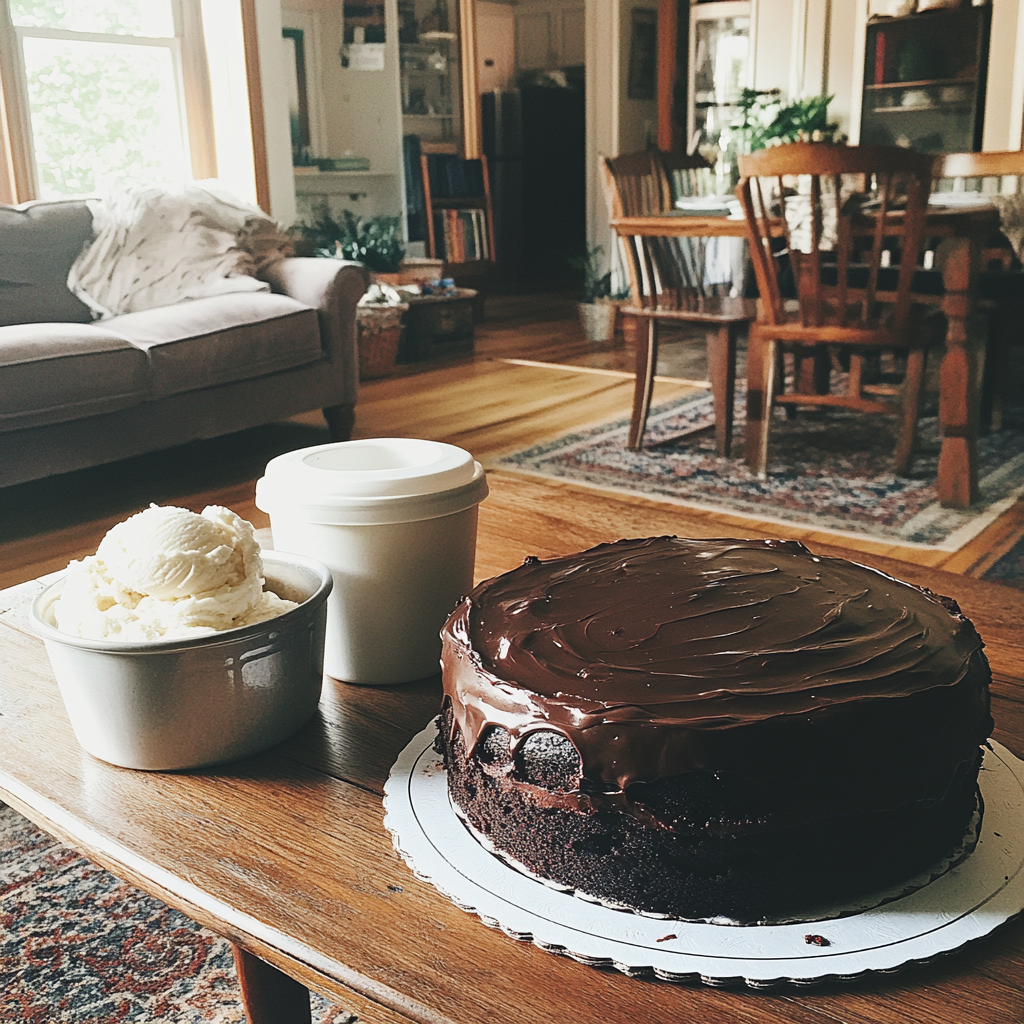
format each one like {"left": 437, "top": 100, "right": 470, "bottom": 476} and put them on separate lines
{"left": 180, "top": 0, "right": 219, "bottom": 182}
{"left": 0, "top": 1, "right": 34, "bottom": 204}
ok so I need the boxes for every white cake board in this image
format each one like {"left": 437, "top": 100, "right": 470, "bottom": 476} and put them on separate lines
{"left": 383, "top": 725, "right": 1024, "bottom": 987}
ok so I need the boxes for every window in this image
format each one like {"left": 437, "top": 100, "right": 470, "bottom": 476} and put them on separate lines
{"left": 7, "top": 0, "right": 192, "bottom": 199}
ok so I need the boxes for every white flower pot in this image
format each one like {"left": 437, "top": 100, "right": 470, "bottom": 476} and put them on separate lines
{"left": 577, "top": 300, "right": 617, "bottom": 342}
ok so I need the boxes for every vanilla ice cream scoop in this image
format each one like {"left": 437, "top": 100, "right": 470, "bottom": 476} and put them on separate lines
{"left": 98, "top": 504, "right": 258, "bottom": 600}
{"left": 55, "top": 505, "right": 297, "bottom": 641}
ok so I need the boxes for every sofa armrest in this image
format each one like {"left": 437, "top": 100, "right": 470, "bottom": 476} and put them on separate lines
{"left": 259, "top": 257, "right": 369, "bottom": 403}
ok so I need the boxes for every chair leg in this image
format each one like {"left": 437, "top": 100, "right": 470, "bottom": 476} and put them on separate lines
{"left": 795, "top": 347, "right": 830, "bottom": 396}
{"left": 706, "top": 323, "right": 737, "bottom": 457}
{"left": 628, "top": 318, "right": 659, "bottom": 450}
{"left": 894, "top": 347, "right": 927, "bottom": 476}
{"left": 745, "top": 324, "right": 776, "bottom": 479}
{"left": 848, "top": 353, "right": 864, "bottom": 401}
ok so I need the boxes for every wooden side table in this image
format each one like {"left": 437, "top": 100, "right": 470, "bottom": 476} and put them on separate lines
{"left": 397, "top": 288, "right": 478, "bottom": 363}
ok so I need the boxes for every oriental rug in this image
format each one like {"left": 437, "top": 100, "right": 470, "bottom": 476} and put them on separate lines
{"left": 494, "top": 384, "right": 1024, "bottom": 553}
{"left": 0, "top": 803, "right": 353, "bottom": 1024}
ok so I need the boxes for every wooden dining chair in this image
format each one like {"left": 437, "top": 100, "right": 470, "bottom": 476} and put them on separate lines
{"left": 604, "top": 150, "right": 756, "bottom": 455}
{"left": 938, "top": 150, "right": 1024, "bottom": 192}
{"left": 935, "top": 150, "right": 1024, "bottom": 432}
{"left": 736, "top": 142, "right": 938, "bottom": 479}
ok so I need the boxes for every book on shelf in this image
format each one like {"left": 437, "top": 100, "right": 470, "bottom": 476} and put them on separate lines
{"left": 425, "top": 154, "right": 486, "bottom": 199}
{"left": 403, "top": 135, "right": 426, "bottom": 242}
{"left": 432, "top": 208, "right": 490, "bottom": 262}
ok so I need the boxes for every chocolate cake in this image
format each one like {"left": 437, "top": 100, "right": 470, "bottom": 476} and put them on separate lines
{"left": 437, "top": 537, "right": 993, "bottom": 923}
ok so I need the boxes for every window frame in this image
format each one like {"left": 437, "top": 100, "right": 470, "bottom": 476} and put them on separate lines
{"left": 2, "top": 0, "right": 196, "bottom": 201}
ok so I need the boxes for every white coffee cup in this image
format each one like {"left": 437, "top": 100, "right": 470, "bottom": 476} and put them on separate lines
{"left": 255, "top": 438, "right": 488, "bottom": 685}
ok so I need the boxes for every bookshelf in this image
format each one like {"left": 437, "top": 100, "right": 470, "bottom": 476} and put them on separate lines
{"left": 859, "top": 5, "right": 990, "bottom": 154}
{"left": 419, "top": 152, "right": 496, "bottom": 276}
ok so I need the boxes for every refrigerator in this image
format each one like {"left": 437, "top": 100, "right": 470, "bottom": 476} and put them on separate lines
{"left": 483, "top": 75, "right": 586, "bottom": 284}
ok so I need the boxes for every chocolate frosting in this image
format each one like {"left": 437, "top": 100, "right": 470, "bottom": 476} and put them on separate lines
{"left": 440, "top": 538, "right": 991, "bottom": 804}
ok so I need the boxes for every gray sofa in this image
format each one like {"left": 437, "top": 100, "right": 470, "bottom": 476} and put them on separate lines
{"left": 0, "top": 199, "right": 369, "bottom": 488}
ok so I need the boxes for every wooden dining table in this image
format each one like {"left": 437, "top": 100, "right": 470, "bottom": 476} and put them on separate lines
{"left": 611, "top": 201, "right": 1002, "bottom": 510}
{"left": 1, "top": 473, "right": 1022, "bottom": 1023}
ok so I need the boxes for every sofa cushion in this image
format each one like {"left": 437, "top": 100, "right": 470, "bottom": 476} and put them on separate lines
{"left": 105, "top": 292, "right": 322, "bottom": 396}
{"left": 0, "top": 322, "right": 151, "bottom": 431}
{"left": 0, "top": 201, "right": 96, "bottom": 326}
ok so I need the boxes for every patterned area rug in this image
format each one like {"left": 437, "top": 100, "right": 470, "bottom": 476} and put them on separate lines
{"left": 0, "top": 803, "right": 353, "bottom": 1023}
{"left": 495, "top": 385, "right": 1024, "bottom": 552}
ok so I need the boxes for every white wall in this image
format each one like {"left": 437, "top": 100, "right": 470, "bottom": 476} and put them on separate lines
{"left": 584, "top": 0, "right": 658, "bottom": 283}
{"left": 513, "top": 0, "right": 585, "bottom": 70}
{"left": 585, "top": 1, "right": 619, "bottom": 273}
{"left": 280, "top": 0, "right": 403, "bottom": 226}
{"left": 825, "top": 0, "right": 861, "bottom": 142}
{"left": 255, "top": 0, "right": 297, "bottom": 224}
{"left": 618, "top": 0, "right": 657, "bottom": 153}
{"left": 281, "top": 0, "right": 402, "bottom": 174}
{"left": 984, "top": 0, "right": 1024, "bottom": 150}
{"left": 475, "top": 2, "right": 515, "bottom": 92}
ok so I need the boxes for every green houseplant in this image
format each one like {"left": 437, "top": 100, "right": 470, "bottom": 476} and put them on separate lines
{"left": 736, "top": 89, "right": 845, "bottom": 152}
{"left": 570, "top": 245, "right": 618, "bottom": 342}
{"left": 295, "top": 203, "right": 405, "bottom": 275}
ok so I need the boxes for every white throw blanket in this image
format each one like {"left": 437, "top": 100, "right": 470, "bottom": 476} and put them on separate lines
{"left": 68, "top": 184, "right": 290, "bottom": 319}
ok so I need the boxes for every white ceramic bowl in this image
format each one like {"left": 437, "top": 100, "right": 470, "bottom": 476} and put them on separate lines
{"left": 30, "top": 551, "right": 332, "bottom": 771}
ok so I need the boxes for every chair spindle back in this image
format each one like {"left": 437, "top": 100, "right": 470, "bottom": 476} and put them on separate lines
{"left": 737, "top": 143, "right": 934, "bottom": 345}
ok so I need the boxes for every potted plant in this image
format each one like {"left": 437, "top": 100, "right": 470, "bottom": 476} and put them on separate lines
{"left": 571, "top": 245, "right": 618, "bottom": 342}
{"left": 736, "top": 89, "right": 845, "bottom": 152}
{"left": 294, "top": 204, "right": 406, "bottom": 281}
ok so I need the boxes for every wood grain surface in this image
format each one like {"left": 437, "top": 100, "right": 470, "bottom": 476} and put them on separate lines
{"left": 2, "top": 472, "right": 1023, "bottom": 1024}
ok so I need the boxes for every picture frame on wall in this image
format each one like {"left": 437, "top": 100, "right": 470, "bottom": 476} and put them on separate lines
{"left": 627, "top": 8, "right": 657, "bottom": 100}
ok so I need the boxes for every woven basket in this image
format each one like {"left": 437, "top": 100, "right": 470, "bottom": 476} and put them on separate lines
{"left": 357, "top": 304, "right": 408, "bottom": 380}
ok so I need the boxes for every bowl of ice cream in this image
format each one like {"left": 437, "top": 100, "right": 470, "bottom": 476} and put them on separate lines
{"left": 30, "top": 505, "right": 333, "bottom": 771}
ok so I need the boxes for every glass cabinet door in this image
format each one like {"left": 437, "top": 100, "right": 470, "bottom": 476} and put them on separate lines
{"left": 688, "top": 1, "right": 750, "bottom": 191}
{"left": 399, "top": 0, "right": 462, "bottom": 147}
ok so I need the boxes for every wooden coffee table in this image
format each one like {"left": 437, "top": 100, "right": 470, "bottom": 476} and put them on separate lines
{"left": 2, "top": 474, "right": 1023, "bottom": 1023}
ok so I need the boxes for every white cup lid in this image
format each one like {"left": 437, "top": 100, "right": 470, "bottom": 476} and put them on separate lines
{"left": 255, "top": 438, "right": 488, "bottom": 525}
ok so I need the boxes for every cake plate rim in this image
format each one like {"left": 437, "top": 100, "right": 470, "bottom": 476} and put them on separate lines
{"left": 383, "top": 724, "right": 1024, "bottom": 988}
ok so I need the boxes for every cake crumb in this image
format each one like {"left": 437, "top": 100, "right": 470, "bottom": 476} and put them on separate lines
{"left": 804, "top": 934, "right": 830, "bottom": 946}
{"left": 656, "top": 933, "right": 677, "bottom": 943}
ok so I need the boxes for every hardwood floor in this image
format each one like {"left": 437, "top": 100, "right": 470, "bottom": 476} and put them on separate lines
{"left": 1, "top": 290, "right": 1019, "bottom": 590}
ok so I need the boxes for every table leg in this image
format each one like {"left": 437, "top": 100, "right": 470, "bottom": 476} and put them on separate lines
{"left": 937, "top": 235, "right": 984, "bottom": 508}
{"left": 707, "top": 323, "right": 737, "bottom": 457}
{"left": 744, "top": 322, "right": 776, "bottom": 479}
{"left": 233, "top": 943, "right": 312, "bottom": 1024}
